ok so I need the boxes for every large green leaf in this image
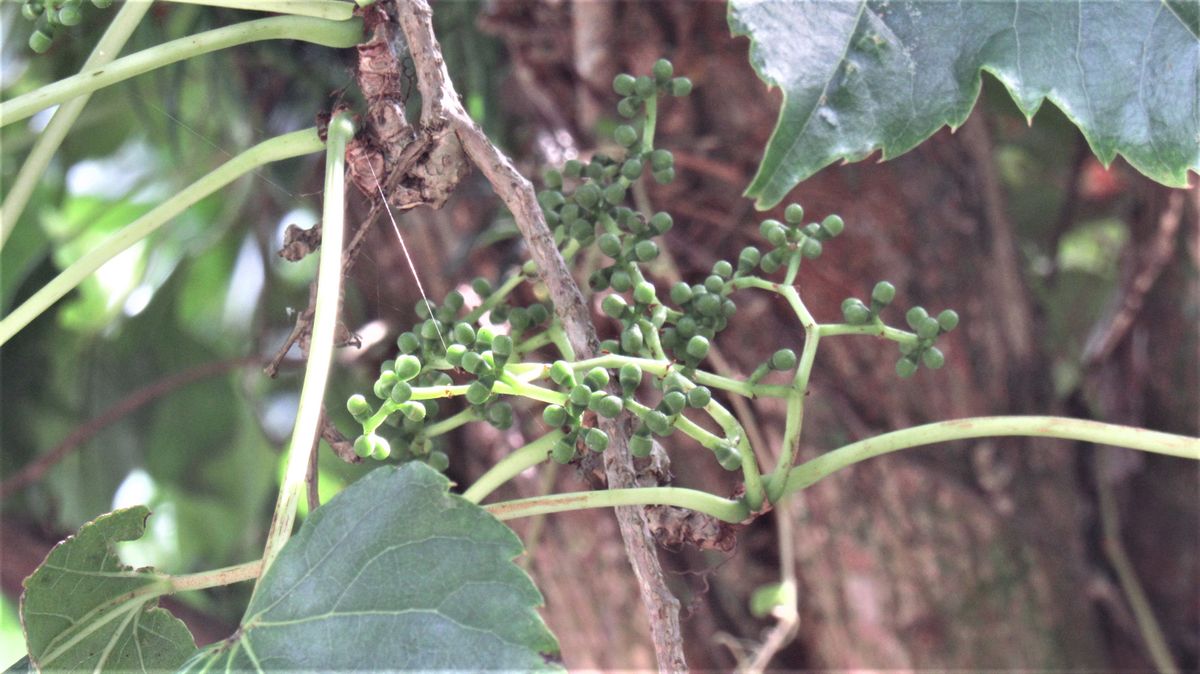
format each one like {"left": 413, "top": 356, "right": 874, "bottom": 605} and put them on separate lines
{"left": 19, "top": 507, "right": 196, "bottom": 672}
{"left": 183, "top": 463, "right": 561, "bottom": 672}
{"left": 730, "top": 0, "right": 1200, "bottom": 209}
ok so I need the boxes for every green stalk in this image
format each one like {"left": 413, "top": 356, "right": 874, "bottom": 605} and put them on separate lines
{"left": 780, "top": 416, "right": 1200, "bottom": 498}
{"left": 164, "top": 0, "right": 355, "bottom": 19}
{"left": 766, "top": 285, "right": 818, "bottom": 501}
{"left": 0, "top": 16, "right": 363, "bottom": 126}
{"left": 167, "top": 559, "right": 262, "bottom": 592}
{"left": 486, "top": 485, "right": 749, "bottom": 524}
{"left": 818, "top": 322, "right": 916, "bottom": 343}
{"left": 1, "top": 0, "right": 153, "bottom": 248}
{"left": 258, "top": 114, "right": 354, "bottom": 574}
{"left": 0, "top": 128, "right": 324, "bottom": 347}
{"left": 641, "top": 94, "right": 658, "bottom": 153}
{"left": 462, "top": 431, "right": 563, "bottom": 504}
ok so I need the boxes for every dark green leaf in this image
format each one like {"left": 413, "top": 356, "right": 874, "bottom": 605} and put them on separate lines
{"left": 730, "top": 0, "right": 1200, "bottom": 208}
{"left": 20, "top": 507, "right": 196, "bottom": 672}
{"left": 183, "top": 463, "right": 560, "bottom": 672}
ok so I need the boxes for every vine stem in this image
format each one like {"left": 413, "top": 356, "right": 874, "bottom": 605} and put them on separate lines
{"left": 167, "top": 560, "right": 263, "bottom": 593}
{"left": 258, "top": 114, "right": 354, "bottom": 575}
{"left": 485, "top": 486, "right": 748, "bottom": 524}
{"left": 0, "top": 128, "right": 325, "bottom": 347}
{"left": 163, "top": 0, "right": 355, "bottom": 19}
{"left": 0, "top": 0, "right": 152, "bottom": 248}
{"left": 0, "top": 16, "right": 362, "bottom": 126}
{"left": 780, "top": 416, "right": 1200, "bottom": 497}
{"left": 462, "top": 431, "right": 563, "bottom": 504}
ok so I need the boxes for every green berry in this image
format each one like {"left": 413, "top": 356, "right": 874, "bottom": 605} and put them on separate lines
{"left": 712, "top": 260, "right": 734, "bottom": 279}
{"left": 614, "top": 124, "right": 638, "bottom": 148}
{"left": 551, "top": 438, "right": 576, "bottom": 464}
{"left": 543, "top": 168, "right": 563, "bottom": 190}
{"left": 538, "top": 189, "right": 565, "bottom": 211}
{"left": 619, "top": 364, "right": 642, "bottom": 392}
{"left": 634, "top": 281, "right": 656, "bottom": 305}
{"left": 686, "top": 386, "right": 711, "bottom": 408}
{"left": 841, "top": 298, "right": 872, "bottom": 324}
{"left": 29, "top": 26, "right": 54, "bottom": 53}
{"left": 589, "top": 270, "right": 611, "bottom": 292}
{"left": 704, "top": 274, "right": 725, "bottom": 294}
{"left": 585, "top": 428, "right": 610, "bottom": 452}
{"left": 610, "top": 269, "right": 633, "bottom": 292}
{"left": 604, "top": 182, "right": 627, "bottom": 205}
{"left": 460, "top": 351, "right": 484, "bottom": 374}
{"left": 347, "top": 394, "right": 372, "bottom": 419}
{"left": 598, "top": 233, "right": 623, "bottom": 259}
{"left": 652, "top": 58, "right": 674, "bottom": 82}
{"left": 569, "top": 385, "right": 592, "bottom": 408}
{"left": 621, "top": 159, "right": 644, "bottom": 180}
{"left": 92, "top": 0, "right": 113, "bottom": 6}
{"left": 596, "top": 395, "right": 624, "bottom": 419}
{"left": 584, "top": 367, "right": 610, "bottom": 389}
{"left": 645, "top": 410, "right": 672, "bottom": 436}
{"left": 389, "top": 382, "right": 413, "bottom": 404}
{"left": 649, "top": 212, "right": 673, "bottom": 234}
{"left": 601, "top": 293, "right": 628, "bottom": 319}
{"left": 800, "top": 238, "right": 823, "bottom": 259}
{"left": 650, "top": 149, "right": 673, "bottom": 171}
{"left": 760, "top": 251, "right": 783, "bottom": 274}
{"left": 871, "top": 281, "right": 896, "bottom": 307}
{"left": 917, "top": 316, "right": 941, "bottom": 340}
{"left": 695, "top": 293, "right": 721, "bottom": 317}
{"left": 486, "top": 402, "right": 514, "bottom": 428}
{"left": 374, "top": 372, "right": 398, "bottom": 399}
{"left": 905, "top": 306, "right": 929, "bottom": 330}
{"left": 662, "top": 390, "right": 687, "bottom": 415}
{"left": 634, "top": 239, "right": 660, "bottom": 262}
{"left": 393, "top": 354, "right": 421, "bottom": 381}
{"left": 399, "top": 400, "right": 427, "bottom": 422}
{"left": 475, "top": 326, "right": 496, "bottom": 348}
{"left": 770, "top": 348, "right": 797, "bottom": 370}
{"left": 354, "top": 435, "right": 373, "bottom": 459}
{"left": 630, "top": 433, "right": 653, "bottom": 457}
{"left": 427, "top": 451, "right": 450, "bottom": 472}
{"left": 937, "top": 309, "right": 959, "bottom": 332}
{"left": 713, "top": 444, "right": 742, "bottom": 471}
{"left": 670, "top": 282, "right": 693, "bottom": 305}
{"left": 621, "top": 324, "right": 645, "bottom": 353}
{"left": 613, "top": 73, "right": 636, "bottom": 95}
{"left": 466, "top": 381, "right": 492, "bottom": 405}
{"left": 784, "top": 204, "right": 805, "bottom": 224}
{"left": 737, "top": 247, "right": 762, "bottom": 272}
{"left": 634, "top": 75, "right": 655, "bottom": 97}
{"left": 617, "top": 97, "right": 639, "bottom": 118}
{"left": 686, "top": 335, "right": 711, "bottom": 360}
{"left": 670, "top": 77, "right": 692, "bottom": 96}
{"left": 57, "top": 4, "right": 82, "bottom": 25}
{"left": 543, "top": 404, "right": 569, "bottom": 427}
{"left": 652, "top": 167, "right": 675, "bottom": 184}
{"left": 587, "top": 390, "right": 608, "bottom": 412}
{"left": 820, "top": 214, "right": 845, "bottom": 237}
{"left": 471, "top": 277, "right": 493, "bottom": 296}
{"left": 419, "top": 319, "right": 442, "bottom": 341}
{"left": 575, "top": 182, "right": 601, "bottom": 209}
{"left": 761, "top": 220, "right": 788, "bottom": 247}
{"left": 22, "top": 3, "right": 42, "bottom": 21}
{"left": 563, "top": 159, "right": 584, "bottom": 178}
{"left": 369, "top": 436, "right": 391, "bottom": 460}
{"left": 599, "top": 339, "right": 620, "bottom": 353}
{"left": 896, "top": 357, "right": 918, "bottom": 378}
{"left": 492, "top": 334, "right": 513, "bottom": 357}
{"left": 923, "top": 347, "right": 945, "bottom": 369}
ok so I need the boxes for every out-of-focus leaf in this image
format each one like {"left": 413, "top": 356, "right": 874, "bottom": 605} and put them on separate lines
{"left": 182, "top": 463, "right": 561, "bottom": 672}
{"left": 730, "top": 0, "right": 1200, "bottom": 209}
{"left": 20, "top": 507, "right": 196, "bottom": 672}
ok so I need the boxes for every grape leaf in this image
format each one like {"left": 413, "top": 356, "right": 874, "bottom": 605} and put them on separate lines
{"left": 19, "top": 507, "right": 197, "bottom": 672}
{"left": 182, "top": 463, "right": 561, "bottom": 672}
{"left": 730, "top": 0, "right": 1200, "bottom": 209}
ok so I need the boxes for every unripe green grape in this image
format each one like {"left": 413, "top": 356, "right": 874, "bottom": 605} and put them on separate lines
{"left": 475, "top": 326, "right": 496, "bottom": 348}
{"left": 630, "top": 433, "right": 653, "bottom": 457}
{"left": 614, "top": 125, "right": 638, "bottom": 147}
{"left": 686, "top": 335, "right": 711, "bottom": 360}
{"left": 393, "top": 354, "right": 422, "bottom": 381}
{"left": 601, "top": 293, "right": 628, "bottom": 319}
{"left": 486, "top": 401, "right": 514, "bottom": 428}
{"left": 617, "top": 97, "right": 639, "bottom": 118}
{"left": 619, "top": 363, "right": 642, "bottom": 391}
{"left": 57, "top": 4, "right": 82, "bottom": 25}
{"left": 621, "top": 323, "right": 645, "bottom": 353}
{"left": 538, "top": 189, "right": 565, "bottom": 211}
{"left": 713, "top": 444, "right": 742, "bottom": 471}
{"left": 29, "top": 25, "right": 54, "bottom": 53}
{"left": 704, "top": 275, "right": 725, "bottom": 294}
{"left": 652, "top": 167, "right": 676, "bottom": 184}
{"left": 389, "top": 382, "right": 413, "bottom": 404}
{"left": 599, "top": 338, "right": 620, "bottom": 353}
{"left": 770, "top": 348, "right": 797, "bottom": 370}
{"left": 460, "top": 351, "right": 484, "bottom": 374}
{"left": 905, "top": 306, "right": 929, "bottom": 329}
{"left": 440, "top": 290, "right": 463, "bottom": 313}
{"left": 645, "top": 410, "right": 672, "bottom": 436}
{"left": 22, "top": 2, "right": 42, "bottom": 21}
{"left": 529, "top": 303, "right": 550, "bottom": 325}
{"left": 609, "top": 269, "right": 633, "bottom": 292}
{"left": 492, "top": 334, "right": 513, "bottom": 357}
{"left": 563, "top": 159, "right": 584, "bottom": 178}
{"left": 574, "top": 182, "right": 601, "bottom": 209}
{"left": 633, "top": 281, "right": 657, "bottom": 305}
{"left": 429, "top": 372, "right": 453, "bottom": 387}
{"left": 759, "top": 250, "right": 782, "bottom": 274}
{"left": 652, "top": 58, "right": 674, "bottom": 82}
{"left": 369, "top": 436, "right": 392, "bottom": 460}
{"left": 784, "top": 203, "right": 805, "bottom": 224}
{"left": 720, "top": 298, "right": 737, "bottom": 319}
{"left": 399, "top": 401, "right": 427, "bottom": 422}
{"left": 596, "top": 395, "right": 624, "bottom": 419}
{"left": 662, "top": 371, "right": 689, "bottom": 392}
{"left": 613, "top": 73, "right": 636, "bottom": 95}
{"left": 761, "top": 220, "right": 788, "bottom": 247}
{"left": 92, "top": 0, "right": 113, "bottom": 6}
{"left": 395, "top": 332, "right": 418, "bottom": 355}
{"left": 584, "top": 367, "right": 610, "bottom": 389}
{"left": 587, "top": 389, "right": 608, "bottom": 412}
{"left": 568, "top": 219, "right": 594, "bottom": 241}
{"left": 841, "top": 298, "right": 872, "bottom": 325}
{"left": 445, "top": 343, "right": 467, "bottom": 366}
{"left": 662, "top": 390, "right": 687, "bottom": 415}
{"left": 686, "top": 386, "right": 712, "bottom": 408}
{"left": 347, "top": 394, "right": 372, "bottom": 420}
{"left": 551, "top": 439, "right": 576, "bottom": 464}
{"left": 466, "top": 381, "right": 492, "bottom": 405}
{"left": 581, "top": 427, "right": 608, "bottom": 452}
{"left": 549, "top": 361, "right": 574, "bottom": 387}
{"left": 695, "top": 294, "right": 721, "bottom": 317}
{"left": 427, "top": 450, "right": 450, "bottom": 472}
{"left": 800, "top": 238, "right": 823, "bottom": 259}
{"left": 419, "top": 319, "right": 442, "bottom": 341}
{"left": 648, "top": 150, "right": 672, "bottom": 172}
{"left": 922, "top": 347, "right": 945, "bottom": 369}
{"left": 917, "top": 316, "right": 941, "bottom": 340}
{"left": 543, "top": 168, "right": 563, "bottom": 190}
{"left": 354, "top": 435, "right": 373, "bottom": 459}
{"left": 802, "top": 223, "right": 822, "bottom": 240}
{"left": 569, "top": 385, "right": 592, "bottom": 408}
{"left": 670, "top": 282, "right": 693, "bottom": 305}
{"left": 871, "top": 281, "right": 896, "bottom": 308}
{"left": 665, "top": 74, "right": 690, "bottom": 96}
{"left": 634, "top": 75, "right": 655, "bottom": 97}
{"left": 820, "top": 214, "right": 845, "bottom": 237}
{"left": 634, "top": 239, "right": 660, "bottom": 262}
{"left": 604, "top": 182, "right": 627, "bottom": 205}
{"left": 648, "top": 212, "right": 673, "bottom": 235}
{"left": 937, "top": 309, "right": 959, "bottom": 332}
{"left": 374, "top": 372, "right": 397, "bottom": 399}
{"left": 676, "top": 315, "right": 698, "bottom": 339}
{"left": 508, "top": 307, "right": 530, "bottom": 332}
{"left": 895, "top": 357, "right": 918, "bottom": 378}
{"left": 710, "top": 260, "right": 733, "bottom": 280}
{"left": 543, "top": 404, "right": 568, "bottom": 427}
{"left": 621, "top": 158, "right": 644, "bottom": 180}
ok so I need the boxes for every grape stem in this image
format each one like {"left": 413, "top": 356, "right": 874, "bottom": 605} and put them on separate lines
{"left": 462, "top": 431, "right": 564, "bottom": 504}
{"left": 486, "top": 485, "right": 749, "bottom": 524}
{"left": 162, "top": 0, "right": 355, "bottom": 20}
{"left": 0, "top": 16, "right": 362, "bottom": 126}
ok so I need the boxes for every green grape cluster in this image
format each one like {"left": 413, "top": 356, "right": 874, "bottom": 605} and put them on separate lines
{"left": 21, "top": 0, "right": 111, "bottom": 53}
{"left": 612, "top": 58, "right": 692, "bottom": 130}
{"left": 541, "top": 362, "right": 626, "bottom": 463}
{"left": 841, "top": 281, "right": 959, "bottom": 378}
{"left": 755, "top": 205, "right": 844, "bottom": 273}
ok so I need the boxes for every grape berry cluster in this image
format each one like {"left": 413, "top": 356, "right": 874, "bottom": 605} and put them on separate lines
{"left": 21, "top": 0, "right": 112, "bottom": 53}
{"left": 344, "top": 58, "right": 959, "bottom": 481}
